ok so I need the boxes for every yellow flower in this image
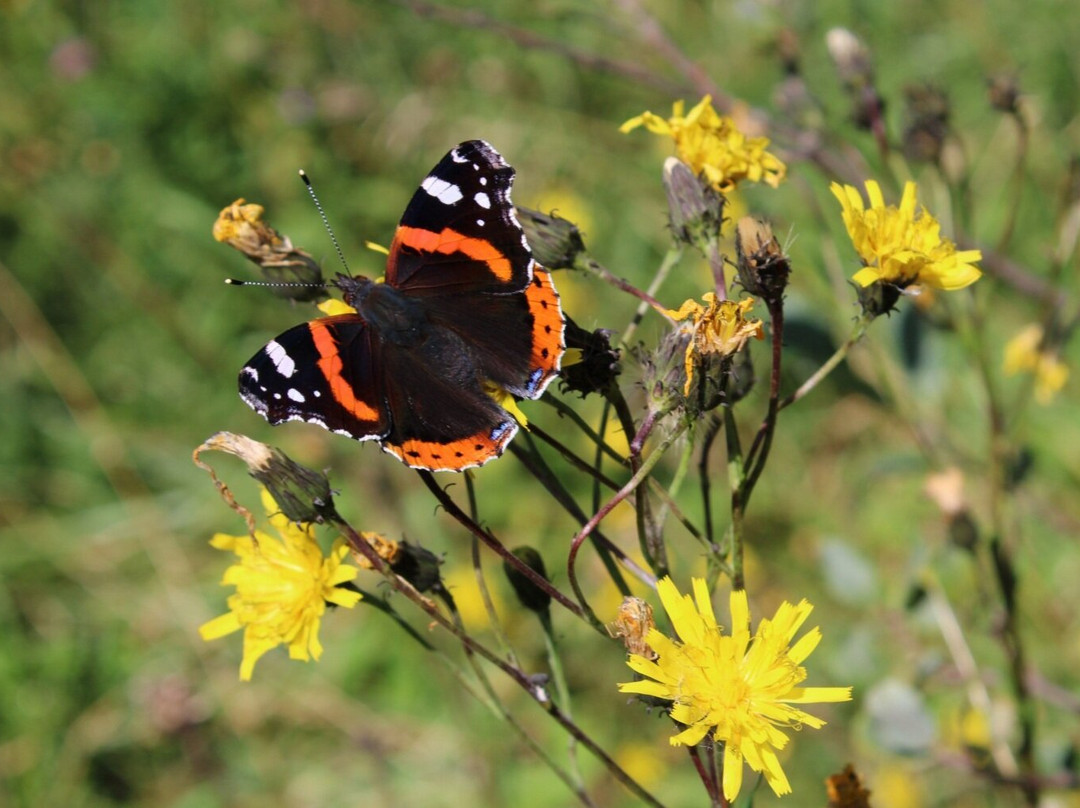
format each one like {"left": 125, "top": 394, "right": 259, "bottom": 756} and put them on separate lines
{"left": 621, "top": 96, "right": 786, "bottom": 192}
{"left": 1003, "top": 324, "right": 1068, "bottom": 403}
{"left": 619, "top": 578, "right": 852, "bottom": 802}
{"left": 831, "top": 180, "right": 982, "bottom": 290}
{"left": 200, "top": 489, "right": 362, "bottom": 680}
{"left": 667, "top": 294, "right": 764, "bottom": 394}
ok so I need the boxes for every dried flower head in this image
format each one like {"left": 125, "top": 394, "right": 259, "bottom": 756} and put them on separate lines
{"left": 200, "top": 489, "right": 361, "bottom": 680}
{"left": 621, "top": 96, "right": 786, "bottom": 193}
{"left": 213, "top": 198, "right": 326, "bottom": 301}
{"left": 735, "top": 217, "right": 791, "bottom": 306}
{"left": 832, "top": 180, "right": 982, "bottom": 293}
{"left": 667, "top": 294, "right": 764, "bottom": 395}
{"left": 619, "top": 578, "right": 852, "bottom": 802}
{"left": 609, "top": 597, "right": 657, "bottom": 660}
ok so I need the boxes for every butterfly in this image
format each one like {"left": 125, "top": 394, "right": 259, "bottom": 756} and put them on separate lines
{"left": 238, "top": 140, "right": 565, "bottom": 472}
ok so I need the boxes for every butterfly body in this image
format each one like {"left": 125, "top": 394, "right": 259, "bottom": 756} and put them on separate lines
{"left": 238, "top": 141, "right": 565, "bottom": 472}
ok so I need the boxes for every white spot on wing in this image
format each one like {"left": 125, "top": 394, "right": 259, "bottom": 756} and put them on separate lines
{"left": 287, "top": 388, "right": 305, "bottom": 402}
{"left": 475, "top": 192, "right": 491, "bottom": 209}
{"left": 479, "top": 176, "right": 488, "bottom": 186}
{"left": 476, "top": 219, "right": 485, "bottom": 227}
{"left": 242, "top": 367, "right": 259, "bottom": 382}
{"left": 450, "top": 148, "right": 467, "bottom": 163}
{"left": 266, "top": 340, "right": 296, "bottom": 377}
{"left": 313, "top": 390, "right": 321, "bottom": 398}
{"left": 421, "top": 175, "right": 463, "bottom": 205}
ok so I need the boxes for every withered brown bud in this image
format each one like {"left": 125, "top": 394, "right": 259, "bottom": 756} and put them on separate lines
{"left": 987, "top": 73, "right": 1021, "bottom": 115}
{"left": 516, "top": 206, "right": 587, "bottom": 270}
{"left": 213, "top": 199, "right": 326, "bottom": 302}
{"left": 902, "top": 84, "right": 951, "bottom": 164}
{"left": 663, "top": 157, "right": 725, "bottom": 247}
{"left": 195, "top": 432, "right": 337, "bottom": 523}
{"left": 559, "top": 316, "right": 621, "bottom": 398}
{"left": 735, "top": 217, "right": 790, "bottom": 306}
{"left": 503, "top": 546, "right": 552, "bottom": 615}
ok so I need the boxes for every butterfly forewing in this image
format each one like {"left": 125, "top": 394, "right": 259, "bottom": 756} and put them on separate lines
{"left": 386, "top": 140, "right": 533, "bottom": 295}
{"left": 239, "top": 315, "right": 389, "bottom": 440}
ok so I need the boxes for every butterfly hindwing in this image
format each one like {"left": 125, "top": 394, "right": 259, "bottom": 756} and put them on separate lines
{"left": 375, "top": 333, "right": 518, "bottom": 471}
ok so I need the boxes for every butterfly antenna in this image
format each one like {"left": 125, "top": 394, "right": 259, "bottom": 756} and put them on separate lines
{"left": 299, "top": 169, "right": 351, "bottom": 275}
{"left": 224, "top": 278, "right": 328, "bottom": 288}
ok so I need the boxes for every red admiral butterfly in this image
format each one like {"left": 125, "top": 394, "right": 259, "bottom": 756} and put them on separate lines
{"left": 239, "top": 140, "right": 566, "bottom": 472}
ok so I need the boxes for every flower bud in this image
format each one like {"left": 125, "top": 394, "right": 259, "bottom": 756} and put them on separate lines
{"left": 503, "top": 546, "right": 552, "bottom": 615}
{"left": 902, "top": 84, "right": 951, "bottom": 164}
{"left": 390, "top": 541, "right": 442, "bottom": 593}
{"left": 663, "top": 157, "right": 725, "bottom": 247}
{"left": 826, "top": 28, "right": 885, "bottom": 132}
{"left": 826, "top": 28, "right": 873, "bottom": 89}
{"left": 987, "top": 73, "right": 1021, "bottom": 115}
{"left": 516, "top": 206, "right": 587, "bottom": 270}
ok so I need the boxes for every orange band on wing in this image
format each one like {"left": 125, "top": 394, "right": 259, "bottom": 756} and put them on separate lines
{"left": 384, "top": 431, "right": 508, "bottom": 471}
{"left": 396, "top": 226, "right": 513, "bottom": 282}
{"left": 524, "top": 266, "right": 566, "bottom": 393}
{"left": 308, "top": 321, "right": 380, "bottom": 422}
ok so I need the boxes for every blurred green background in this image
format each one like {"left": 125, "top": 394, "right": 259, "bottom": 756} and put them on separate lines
{"left": 3, "top": 0, "right": 1079, "bottom": 806}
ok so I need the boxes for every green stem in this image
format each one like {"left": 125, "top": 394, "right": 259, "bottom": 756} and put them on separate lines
{"left": 337, "top": 519, "right": 666, "bottom": 808}
{"left": 417, "top": 471, "right": 585, "bottom": 619}
{"left": 995, "top": 110, "right": 1029, "bottom": 255}
{"left": 723, "top": 405, "right": 746, "bottom": 591}
{"left": 568, "top": 422, "right": 688, "bottom": 602}
{"left": 540, "top": 612, "right": 591, "bottom": 800}
{"left": 606, "top": 383, "right": 667, "bottom": 578}
{"left": 779, "top": 314, "right": 871, "bottom": 412}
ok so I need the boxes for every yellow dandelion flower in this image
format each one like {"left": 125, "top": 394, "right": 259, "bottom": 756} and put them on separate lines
{"left": 1003, "top": 324, "right": 1069, "bottom": 403}
{"left": 619, "top": 578, "right": 852, "bottom": 802}
{"left": 831, "top": 180, "right": 982, "bottom": 291}
{"left": 200, "top": 488, "right": 362, "bottom": 680}
{"left": 667, "top": 294, "right": 764, "bottom": 394}
{"left": 621, "top": 96, "right": 786, "bottom": 193}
